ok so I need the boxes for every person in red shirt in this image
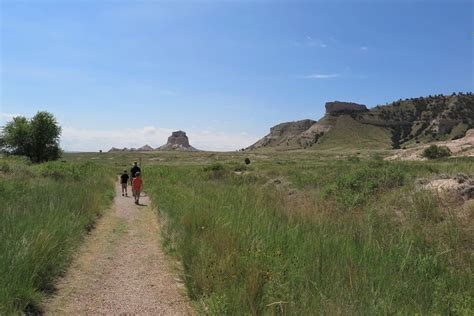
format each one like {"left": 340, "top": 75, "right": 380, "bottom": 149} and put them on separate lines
{"left": 132, "top": 172, "right": 143, "bottom": 205}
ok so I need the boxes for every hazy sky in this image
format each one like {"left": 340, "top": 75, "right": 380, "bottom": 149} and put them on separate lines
{"left": 1, "top": 0, "right": 473, "bottom": 151}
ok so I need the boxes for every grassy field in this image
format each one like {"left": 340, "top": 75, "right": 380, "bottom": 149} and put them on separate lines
{"left": 2, "top": 150, "right": 473, "bottom": 314}
{"left": 68, "top": 150, "right": 473, "bottom": 314}
{"left": 142, "top": 156, "right": 473, "bottom": 314}
{"left": 0, "top": 157, "right": 114, "bottom": 314}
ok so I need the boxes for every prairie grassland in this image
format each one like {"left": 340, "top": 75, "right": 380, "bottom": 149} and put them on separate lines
{"left": 49, "top": 151, "right": 474, "bottom": 313}
{"left": 0, "top": 157, "right": 114, "bottom": 314}
{"left": 135, "top": 154, "right": 473, "bottom": 314}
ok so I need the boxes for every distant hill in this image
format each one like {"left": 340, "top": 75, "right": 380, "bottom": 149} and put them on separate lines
{"left": 247, "top": 93, "right": 474, "bottom": 150}
{"left": 108, "top": 144, "right": 154, "bottom": 152}
{"left": 107, "top": 131, "right": 199, "bottom": 152}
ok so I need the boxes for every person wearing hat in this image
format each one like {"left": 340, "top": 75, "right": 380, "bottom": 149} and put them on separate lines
{"left": 130, "top": 161, "right": 141, "bottom": 185}
{"left": 132, "top": 172, "right": 143, "bottom": 205}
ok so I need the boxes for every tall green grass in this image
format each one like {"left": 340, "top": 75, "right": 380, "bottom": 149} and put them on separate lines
{"left": 146, "top": 159, "right": 473, "bottom": 314}
{"left": 0, "top": 158, "right": 114, "bottom": 314}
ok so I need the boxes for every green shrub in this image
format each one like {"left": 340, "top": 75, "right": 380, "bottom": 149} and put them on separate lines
{"left": 423, "top": 145, "right": 451, "bottom": 159}
{"left": 347, "top": 155, "right": 360, "bottom": 163}
{"left": 322, "top": 162, "right": 406, "bottom": 209}
{"left": 203, "top": 163, "right": 229, "bottom": 180}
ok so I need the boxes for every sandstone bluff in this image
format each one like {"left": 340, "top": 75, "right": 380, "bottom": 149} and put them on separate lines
{"left": 247, "top": 93, "right": 474, "bottom": 150}
{"left": 157, "top": 131, "right": 198, "bottom": 151}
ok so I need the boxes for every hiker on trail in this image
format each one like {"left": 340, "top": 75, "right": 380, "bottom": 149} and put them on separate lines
{"left": 130, "top": 161, "right": 141, "bottom": 185}
{"left": 120, "top": 170, "right": 129, "bottom": 197}
{"left": 132, "top": 172, "right": 143, "bottom": 205}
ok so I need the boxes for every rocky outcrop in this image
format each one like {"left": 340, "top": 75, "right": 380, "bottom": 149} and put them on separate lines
{"left": 138, "top": 144, "right": 154, "bottom": 151}
{"left": 421, "top": 174, "right": 474, "bottom": 200}
{"left": 325, "top": 101, "right": 368, "bottom": 115}
{"left": 247, "top": 93, "right": 474, "bottom": 151}
{"left": 248, "top": 119, "right": 324, "bottom": 149}
{"left": 157, "top": 131, "right": 198, "bottom": 151}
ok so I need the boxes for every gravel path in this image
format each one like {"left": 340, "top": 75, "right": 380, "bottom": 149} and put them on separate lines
{"left": 44, "top": 181, "right": 194, "bottom": 315}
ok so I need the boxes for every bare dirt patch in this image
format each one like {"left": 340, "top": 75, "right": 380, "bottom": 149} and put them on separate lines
{"left": 44, "top": 181, "right": 194, "bottom": 315}
{"left": 420, "top": 174, "right": 474, "bottom": 200}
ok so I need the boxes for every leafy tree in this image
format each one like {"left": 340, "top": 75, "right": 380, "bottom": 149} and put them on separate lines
{"left": 0, "top": 111, "right": 62, "bottom": 162}
{"left": 1, "top": 116, "right": 31, "bottom": 156}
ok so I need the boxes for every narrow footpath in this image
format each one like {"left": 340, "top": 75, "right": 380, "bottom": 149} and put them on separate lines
{"left": 44, "top": 181, "right": 194, "bottom": 315}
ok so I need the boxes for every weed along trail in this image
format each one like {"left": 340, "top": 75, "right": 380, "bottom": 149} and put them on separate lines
{"left": 44, "top": 180, "right": 194, "bottom": 314}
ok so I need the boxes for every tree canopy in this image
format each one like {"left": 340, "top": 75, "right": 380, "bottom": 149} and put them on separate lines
{"left": 1, "top": 111, "right": 62, "bottom": 163}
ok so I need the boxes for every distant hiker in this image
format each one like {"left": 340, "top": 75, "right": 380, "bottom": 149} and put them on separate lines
{"left": 120, "top": 170, "right": 129, "bottom": 196}
{"left": 132, "top": 172, "right": 143, "bottom": 205}
{"left": 130, "top": 161, "right": 141, "bottom": 185}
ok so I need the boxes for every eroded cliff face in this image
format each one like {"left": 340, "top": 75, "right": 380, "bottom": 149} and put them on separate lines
{"left": 247, "top": 94, "right": 474, "bottom": 150}
{"left": 325, "top": 101, "right": 368, "bottom": 115}
{"left": 354, "top": 94, "right": 473, "bottom": 145}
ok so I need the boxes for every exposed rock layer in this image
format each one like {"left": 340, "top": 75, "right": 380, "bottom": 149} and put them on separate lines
{"left": 248, "top": 93, "right": 474, "bottom": 150}
{"left": 325, "top": 101, "right": 367, "bottom": 114}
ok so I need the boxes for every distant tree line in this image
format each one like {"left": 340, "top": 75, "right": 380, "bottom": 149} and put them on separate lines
{"left": 0, "top": 111, "right": 62, "bottom": 163}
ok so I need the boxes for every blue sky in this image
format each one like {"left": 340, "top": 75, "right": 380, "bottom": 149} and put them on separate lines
{"left": 1, "top": 0, "right": 473, "bottom": 151}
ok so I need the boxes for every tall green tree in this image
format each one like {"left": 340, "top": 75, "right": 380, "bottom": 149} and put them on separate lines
{"left": 0, "top": 111, "right": 62, "bottom": 162}
{"left": 1, "top": 116, "right": 31, "bottom": 156}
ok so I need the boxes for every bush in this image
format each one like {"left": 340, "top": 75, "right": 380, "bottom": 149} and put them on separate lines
{"left": 203, "top": 163, "right": 228, "bottom": 179}
{"left": 423, "top": 145, "right": 451, "bottom": 159}
{"left": 322, "top": 162, "right": 406, "bottom": 209}
{"left": 347, "top": 155, "right": 360, "bottom": 163}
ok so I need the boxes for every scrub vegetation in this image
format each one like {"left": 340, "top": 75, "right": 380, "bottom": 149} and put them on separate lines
{"left": 0, "top": 157, "right": 114, "bottom": 314}
{"left": 1, "top": 150, "right": 473, "bottom": 314}
{"left": 142, "top": 154, "right": 473, "bottom": 314}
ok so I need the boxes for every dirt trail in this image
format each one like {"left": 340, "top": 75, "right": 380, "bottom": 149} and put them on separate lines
{"left": 44, "top": 181, "right": 194, "bottom": 315}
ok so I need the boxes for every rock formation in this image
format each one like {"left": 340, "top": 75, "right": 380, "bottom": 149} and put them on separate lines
{"left": 247, "top": 93, "right": 474, "bottom": 150}
{"left": 138, "top": 144, "right": 154, "bottom": 151}
{"left": 325, "top": 101, "right": 368, "bottom": 115}
{"left": 108, "top": 145, "right": 154, "bottom": 152}
{"left": 247, "top": 119, "right": 316, "bottom": 149}
{"left": 157, "top": 131, "right": 198, "bottom": 151}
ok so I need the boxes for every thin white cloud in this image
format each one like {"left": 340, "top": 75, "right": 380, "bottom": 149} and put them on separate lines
{"left": 302, "top": 73, "right": 341, "bottom": 79}
{"left": 360, "top": 46, "right": 368, "bottom": 51}
{"left": 293, "top": 36, "right": 327, "bottom": 48}
{"left": 0, "top": 112, "right": 22, "bottom": 122}
{"left": 61, "top": 125, "right": 260, "bottom": 152}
